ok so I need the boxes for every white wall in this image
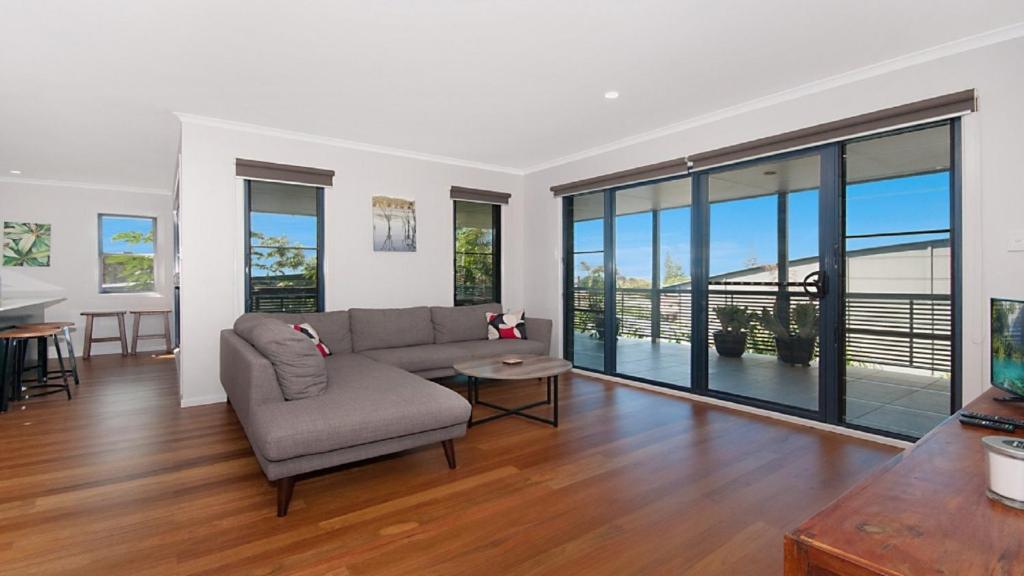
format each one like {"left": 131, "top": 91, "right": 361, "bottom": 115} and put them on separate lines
{"left": 179, "top": 36, "right": 1023, "bottom": 409}
{"left": 523, "top": 37, "right": 1024, "bottom": 406}
{"left": 177, "top": 120, "right": 524, "bottom": 406}
{"left": 726, "top": 244, "right": 951, "bottom": 295}
{"left": 0, "top": 181, "right": 174, "bottom": 354}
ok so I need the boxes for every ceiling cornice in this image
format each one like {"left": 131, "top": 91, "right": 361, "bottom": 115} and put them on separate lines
{"left": 175, "top": 113, "right": 525, "bottom": 176}
{"left": 0, "top": 176, "right": 170, "bottom": 195}
{"left": 523, "top": 20, "right": 1024, "bottom": 175}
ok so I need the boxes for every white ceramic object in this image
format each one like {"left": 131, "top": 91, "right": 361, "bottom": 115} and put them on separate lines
{"left": 983, "top": 435, "right": 1024, "bottom": 510}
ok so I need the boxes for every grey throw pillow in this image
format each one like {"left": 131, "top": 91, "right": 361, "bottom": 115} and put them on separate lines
{"left": 233, "top": 315, "right": 328, "bottom": 400}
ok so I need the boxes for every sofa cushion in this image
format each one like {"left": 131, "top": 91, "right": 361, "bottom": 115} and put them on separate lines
{"left": 487, "top": 310, "right": 527, "bottom": 340}
{"left": 361, "top": 343, "right": 474, "bottom": 373}
{"left": 248, "top": 354, "right": 471, "bottom": 461}
{"left": 246, "top": 311, "right": 353, "bottom": 354}
{"left": 350, "top": 306, "right": 434, "bottom": 352}
{"left": 431, "top": 303, "right": 502, "bottom": 344}
{"left": 454, "top": 338, "right": 547, "bottom": 359}
{"left": 291, "top": 323, "right": 331, "bottom": 357}
{"left": 233, "top": 315, "right": 328, "bottom": 400}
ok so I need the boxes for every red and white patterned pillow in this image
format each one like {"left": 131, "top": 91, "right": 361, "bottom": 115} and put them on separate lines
{"left": 292, "top": 323, "right": 331, "bottom": 357}
{"left": 486, "top": 310, "right": 527, "bottom": 340}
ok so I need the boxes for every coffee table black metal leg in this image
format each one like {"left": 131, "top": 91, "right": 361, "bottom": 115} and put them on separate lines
{"left": 467, "top": 376, "right": 477, "bottom": 428}
{"left": 553, "top": 375, "right": 559, "bottom": 427}
{"left": 470, "top": 375, "right": 559, "bottom": 428}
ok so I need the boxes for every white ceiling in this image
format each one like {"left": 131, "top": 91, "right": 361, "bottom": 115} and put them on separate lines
{"left": 2, "top": 1, "right": 1023, "bottom": 192}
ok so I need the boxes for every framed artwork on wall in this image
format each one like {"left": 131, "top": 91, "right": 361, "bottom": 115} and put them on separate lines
{"left": 372, "top": 196, "right": 416, "bottom": 252}
{"left": 3, "top": 221, "right": 51, "bottom": 267}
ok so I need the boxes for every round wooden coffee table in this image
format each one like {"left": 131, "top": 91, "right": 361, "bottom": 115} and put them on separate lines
{"left": 454, "top": 355, "right": 571, "bottom": 427}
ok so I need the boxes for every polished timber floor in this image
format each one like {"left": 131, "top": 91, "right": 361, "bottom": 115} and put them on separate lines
{"left": 0, "top": 354, "right": 900, "bottom": 575}
{"left": 574, "top": 333, "right": 950, "bottom": 438}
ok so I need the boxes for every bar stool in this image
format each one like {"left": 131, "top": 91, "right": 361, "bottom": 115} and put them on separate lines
{"left": 0, "top": 325, "right": 72, "bottom": 411}
{"left": 80, "top": 311, "right": 128, "bottom": 359}
{"left": 17, "top": 321, "right": 79, "bottom": 386}
{"left": 129, "top": 309, "right": 173, "bottom": 355}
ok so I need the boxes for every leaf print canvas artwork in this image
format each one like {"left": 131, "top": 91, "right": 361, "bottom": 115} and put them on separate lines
{"left": 3, "top": 221, "right": 52, "bottom": 267}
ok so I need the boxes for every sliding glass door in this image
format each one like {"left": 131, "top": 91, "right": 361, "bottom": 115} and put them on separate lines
{"left": 841, "top": 124, "right": 955, "bottom": 438}
{"left": 706, "top": 153, "right": 822, "bottom": 412}
{"left": 567, "top": 191, "right": 606, "bottom": 372}
{"left": 563, "top": 120, "right": 959, "bottom": 440}
{"left": 613, "top": 179, "right": 692, "bottom": 387}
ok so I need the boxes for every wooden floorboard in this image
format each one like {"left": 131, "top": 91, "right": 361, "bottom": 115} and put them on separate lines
{"left": 0, "top": 355, "right": 899, "bottom": 575}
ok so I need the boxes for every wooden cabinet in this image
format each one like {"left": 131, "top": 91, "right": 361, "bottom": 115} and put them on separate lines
{"left": 785, "top": 388, "right": 1024, "bottom": 576}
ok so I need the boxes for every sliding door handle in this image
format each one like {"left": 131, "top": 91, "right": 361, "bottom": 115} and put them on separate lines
{"left": 802, "top": 271, "right": 827, "bottom": 300}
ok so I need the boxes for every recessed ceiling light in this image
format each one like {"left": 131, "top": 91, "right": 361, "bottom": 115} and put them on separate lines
{"left": 604, "top": 91, "right": 620, "bottom": 100}
{"left": 9, "top": 169, "right": 21, "bottom": 175}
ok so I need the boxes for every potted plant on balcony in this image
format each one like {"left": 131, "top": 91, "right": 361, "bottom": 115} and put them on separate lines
{"left": 591, "top": 311, "right": 621, "bottom": 341}
{"left": 759, "top": 300, "right": 818, "bottom": 366}
{"left": 713, "top": 305, "right": 751, "bottom": 358}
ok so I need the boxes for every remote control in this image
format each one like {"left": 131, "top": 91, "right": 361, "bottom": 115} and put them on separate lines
{"left": 958, "top": 415, "right": 1016, "bottom": 433}
{"left": 960, "top": 410, "right": 1024, "bottom": 428}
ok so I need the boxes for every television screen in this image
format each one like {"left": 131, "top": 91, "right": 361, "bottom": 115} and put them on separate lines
{"left": 992, "top": 298, "right": 1024, "bottom": 398}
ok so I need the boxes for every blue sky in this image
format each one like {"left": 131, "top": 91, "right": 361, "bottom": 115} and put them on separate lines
{"left": 251, "top": 213, "right": 318, "bottom": 247}
{"left": 575, "top": 171, "right": 950, "bottom": 281}
{"left": 101, "top": 216, "right": 154, "bottom": 254}
{"left": 250, "top": 213, "right": 318, "bottom": 277}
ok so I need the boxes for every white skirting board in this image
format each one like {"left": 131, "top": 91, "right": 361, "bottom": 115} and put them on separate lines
{"left": 180, "top": 393, "right": 227, "bottom": 408}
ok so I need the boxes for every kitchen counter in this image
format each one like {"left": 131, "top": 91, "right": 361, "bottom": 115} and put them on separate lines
{"left": 0, "top": 296, "right": 64, "bottom": 333}
{"left": 0, "top": 296, "right": 65, "bottom": 314}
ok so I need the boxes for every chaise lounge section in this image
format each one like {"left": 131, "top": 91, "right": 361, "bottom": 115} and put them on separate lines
{"left": 220, "top": 303, "right": 552, "bottom": 516}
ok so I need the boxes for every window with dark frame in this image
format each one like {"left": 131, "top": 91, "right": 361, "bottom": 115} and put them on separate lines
{"left": 453, "top": 200, "right": 501, "bottom": 306}
{"left": 99, "top": 214, "right": 157, "bottom": 294}
{"left": 244, "top": 180, "right": 324, "bottom": 313}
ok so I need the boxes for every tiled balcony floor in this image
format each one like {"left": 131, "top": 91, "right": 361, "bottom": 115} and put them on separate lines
{"left": 572, "top": 333, "right": 949, "bottom": 438}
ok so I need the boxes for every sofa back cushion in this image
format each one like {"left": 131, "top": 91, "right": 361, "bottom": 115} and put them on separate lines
{"left": 349, "top": 306, "right": 434, "bottom": 352}
{"left": 247, "top": 311, "right": 352, "bottom": 354}
{"left": 431, "top": 303, "right": 502, "bottom": 344}
{"left": 233, "top": 315, "right": 328, "bottom": 400}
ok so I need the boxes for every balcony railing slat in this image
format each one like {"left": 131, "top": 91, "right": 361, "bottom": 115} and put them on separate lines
{"left": 250, "top": 286, "right": 319, "bottom": 313}
{"left": 572, "top": 286, "right": 951, "bottom": 374}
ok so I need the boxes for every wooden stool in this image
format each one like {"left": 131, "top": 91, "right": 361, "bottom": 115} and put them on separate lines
{"left": 129, "top": 310, "right": 173, "bottom": 355}
{"left": 0, "top": 325, "right": 72, "bottom": 411}
{"left": 17, "top": 321, "right": 79, "bottom": 386}
{"left": 80, "top": 311, "right": 128, "bottom": 359}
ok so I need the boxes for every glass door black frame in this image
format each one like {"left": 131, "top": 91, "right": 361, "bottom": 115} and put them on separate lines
{"left": 563, "top": 176, "right": 694, "bottom": 390}
{"left": 562, "top": 119, "right": 962, "bottom": 441}
{"left": 690, "top": 145, "right": 838, "bottom": 423}
{"left": 837, "top": 120, "right": 963, "bottom": 440}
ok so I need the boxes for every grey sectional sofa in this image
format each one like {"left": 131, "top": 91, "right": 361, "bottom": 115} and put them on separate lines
{"left": 220, "top": 303, "right": 552, "bottom": 516}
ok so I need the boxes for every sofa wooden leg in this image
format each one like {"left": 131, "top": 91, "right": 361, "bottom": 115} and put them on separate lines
{"left": 277, "top": 477, "right": 295, "bottom": 517}
{"left": 442, "top": 439, "right": 456, "bottom": 469}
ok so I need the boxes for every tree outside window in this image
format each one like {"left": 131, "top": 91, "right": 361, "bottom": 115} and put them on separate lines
{"left": 99, "top": 215, "right": 156, "bottom": 293}
{"left": 454, "top": 201, "right": 500, "bottom": 306}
